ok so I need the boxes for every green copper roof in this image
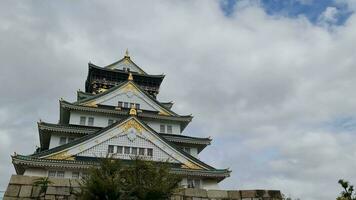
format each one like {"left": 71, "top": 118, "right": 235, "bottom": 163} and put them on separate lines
{"left": 12, "top": 154, "right": 230, "bottom": 181}
{"left": 59, "top": 100, "right": 192, "bottom": 131}
{"left": 89, "top": 63, "right": 165, "bottom": 78}
{"left": 32, "top": 116, "right": 217, "bottom": 171}
{"left": 38, "top": 122, "right": 211, "bottom": 150}
{"left": 75, "top": 80, "right": 180, "bottom": 117}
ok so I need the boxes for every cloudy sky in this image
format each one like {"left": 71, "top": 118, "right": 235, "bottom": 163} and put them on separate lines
{"left": 1, "top": 0, "right": 356, "bottom": 199}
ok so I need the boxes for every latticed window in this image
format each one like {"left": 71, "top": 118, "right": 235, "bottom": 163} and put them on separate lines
{"left": 57, "top": 171, "right": 65, "bottom": 178}
{"left": 108, "top": 145, "right": 114, "bottom": 153}
{"left": 80, "top": 116, "right": 86, "bottom": 125}
{"left": 160, "top": 125, "right": 165, "bottom": 133}
{"left": 139, "top": 148, "right": 145, "bottom": 155}
{"left": 88, "top": 117, "right": 94, "bottom": 126}
{"left": 131, "top": 147, "right": 138, "bottom": 155}
{"left": 48, "top": 171, "right": 56, "bottom": 178}
{"left": 117, "top": 146, "right": 123, "bottom": 154}
{"left": 187, "top": 179, "right": 201, "bottom": 188}
{"left": 72, "top": 172, "right": 79, "bottom": 179}
{"left": 124, "top": 102, "right": 129, "bottom": 108}
{"left": 124, "top": 147, "right": 130, "bottom": 154}
{"left": 183, "top": 147, "right": 191, "bottom": 154}
{"left": 167, "top": 125, "right": 172, "bottom": 134}
{"left": 118, "top": 101, "right": 123, "bottom": 107}
{"left": 136, "top": 103, "right": 140, "bottom": 109}
{"left": 147, "top": 148, "right": 153, "bottom": 157}
{"left": 59, "top": 137, "right": 67, "bottom": 145}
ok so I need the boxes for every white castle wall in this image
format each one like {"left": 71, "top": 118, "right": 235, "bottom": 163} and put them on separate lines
{"left": 68, "top": 111, "right": 181, "bottom": 134}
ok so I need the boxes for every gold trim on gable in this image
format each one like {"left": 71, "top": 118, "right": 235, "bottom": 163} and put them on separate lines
{"left": 122, "top": 119, "right": 144, "bottom": 134}
{"left": 181, "top": 162, "right": 202, "bottom": 170}
{"left": 46, "top": 151, "right": 74, "bottom": 161}
{"left": 122, "top": 83, "right": 137, "bottom": 93}
{"left": 158, "top": 110, "right": 171, "bottom": 116}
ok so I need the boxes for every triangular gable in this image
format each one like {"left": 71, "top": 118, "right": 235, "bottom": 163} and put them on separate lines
{"left": 41, "top": 117, "right": 209, "bottom": 170}
{"left": 78, "top": 81, "right": 175, "bottom": 116}
{"left": 105, "top": 57, "right": 146, "bottom": 75}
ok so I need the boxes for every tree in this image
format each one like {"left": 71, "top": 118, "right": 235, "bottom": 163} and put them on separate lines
{"left": 337, "top": 179, "right": 356, "bottom": 200}
{"left": 33, "top": 177, "right": 52, "bottom": 200}
{"left": 78, "top": 157, "right": 181, "bottom": 200}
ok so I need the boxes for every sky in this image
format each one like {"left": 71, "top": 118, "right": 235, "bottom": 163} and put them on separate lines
{"left": 1, "top": 0, "right": 356, "bottom": 199}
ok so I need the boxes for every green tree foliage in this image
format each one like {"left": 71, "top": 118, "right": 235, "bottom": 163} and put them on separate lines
{"left": 78, "top": 157, "right": 181, "bottom": 200}
{"left": 33, "top": 177, "right": 52, "bottom": 199}
{"left": 337, "top": 179, "right": 356, "bottom": 200}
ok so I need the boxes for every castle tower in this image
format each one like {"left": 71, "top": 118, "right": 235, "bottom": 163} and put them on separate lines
{"left": 12, "top": 51, "right": 230, "bottom": 189}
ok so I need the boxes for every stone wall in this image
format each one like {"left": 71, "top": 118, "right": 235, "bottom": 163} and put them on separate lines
{"left": 3, "top": 175, "right": 283, "bottom": 200}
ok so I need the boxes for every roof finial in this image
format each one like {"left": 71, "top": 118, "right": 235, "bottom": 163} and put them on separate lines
{"left": 129, "top": 105, "right": 137, "bottom": 116}
{"left": 128, "top": 72, "right": 133, "bottom": 81}
{"left": 125, "top": 48, "right": 130, "bottom": 57}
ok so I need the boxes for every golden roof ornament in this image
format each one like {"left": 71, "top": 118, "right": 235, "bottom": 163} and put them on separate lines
{"left": 125, "top": 48, "right": 130, "bottom": 57}
{"left": 128, "top": 72, "right": 133, "bottom": 81}
{"left": 129, "top": 105, "right": 137, "bottom": 116}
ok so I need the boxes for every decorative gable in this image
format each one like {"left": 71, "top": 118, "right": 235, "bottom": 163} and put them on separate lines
{"left": 105, "top": 53, "right": 146, "bottom": 74}
{"left": 43, "top": 117, "right": 203, "bottom": 170}
{"left": 81, "top": 81, "right": 174, "bottom": 116}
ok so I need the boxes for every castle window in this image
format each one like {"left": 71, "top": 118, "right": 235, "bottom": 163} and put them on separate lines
{"left": 72, "top": 172, "right": 79, "bottom": 179}
{"left": 88, "top": 117, "right": 94, "bottom": 126}
{"left": 117, "top": 146, "right": 123, "bottom": 154}
{"left": 139, "top": 148, "right": 145, "bottom": 155}
{"left": 136, "top": 104, "right": 140, "bottom": 109}
{"left": 131, "top": 147, "right": 138, "bottom": 155}
{"left": 124, "top": 102, "right": 129, "bottom": 108}
{"left": 57, "top": 171, "right": 65, "bottom": 178}
{"left": 59, "top": 137, "right": 67, "bottom": 145}
{"left": 68, "top": 138, "right": 75, "bottom": 143}
{"left": 48, "top": 171, "right": 56, "bottom": 178}
{"left": 108, "top": 119, "right": 114, "bottom": 125}
{"left": 118, "top": 101, "right": 123, "bottom": 107}
{"left": 183, "top": 147, "right": 191, "bottom": 154}
{"left": 160, "top": 125, "right": 165, "bottom": 133}
{"left": 124, "top": 147, "right": 130, "bottom": 154}
{"left": 82, "top": 172, "right": 89, "bottom": 179}
{"left": 187, "top": 179, "right": 201, "bottom": 189}
{"left": 108, "top": 145, "right": 114, "bottom": 154}
{"left": 80, "top": 116, "right": 86, "bottom": 125}
{"left": 147, "top": 148, "right": 153, "bottom": 157}
{"left": 167, "top": 125, "right": 172, "bottom": 134}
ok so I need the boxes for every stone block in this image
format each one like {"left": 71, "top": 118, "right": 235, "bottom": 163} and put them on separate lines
{"left": 267, "top": 190, "right": 282, "bottom": 198}
{"left": 44, "top": 194, "right": 56, "bottom": 200}
{"left": 4, "top": 184, "right": 21, "bottom": 197}
{"left": 9, "top": 175, "right": 37, "bottom": 185}
{"left": 227, "top": 190, "right": 241, "bottom": 199}
{"left": 19, "top": 185, "right": 32, "bottom": 197}
{"left": 31, "top": 186, "right": 43, "bottom": 197}
{"left": 239, "top": 190, "right": 257, "bottom": 198}
{"left": 48, "top": 177, "right": 70, "bottom": 187}
{"left": 184, "top": 188, "right": 207, "bottom": 197}
{"left": 3, "top": 197, "right": 20, "bottom": 200}
{"left": 46, "top": 186, "right": 70, "bottom": 196}
{"left": 207, "top": 189, "right": 228, "bottom": 198}
{"left": 69, "top": 179, "right": 82, "bottom": 187}
{"left": 69, "top": 194, "right": 78, "bottom": 200}
{"left": 70, "top": 187, "right": 81, "bottom": 195}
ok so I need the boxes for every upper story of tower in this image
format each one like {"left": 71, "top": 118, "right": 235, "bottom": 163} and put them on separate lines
{"left": 85, "top": 50, "right": 165, "bottom": 98}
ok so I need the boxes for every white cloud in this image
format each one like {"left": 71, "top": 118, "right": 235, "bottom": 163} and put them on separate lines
{"left": 0, "top": 1, "right": 356, "bottom": 200}
{"left": 318, "top": 6, "right": 339, "bottom": 26}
